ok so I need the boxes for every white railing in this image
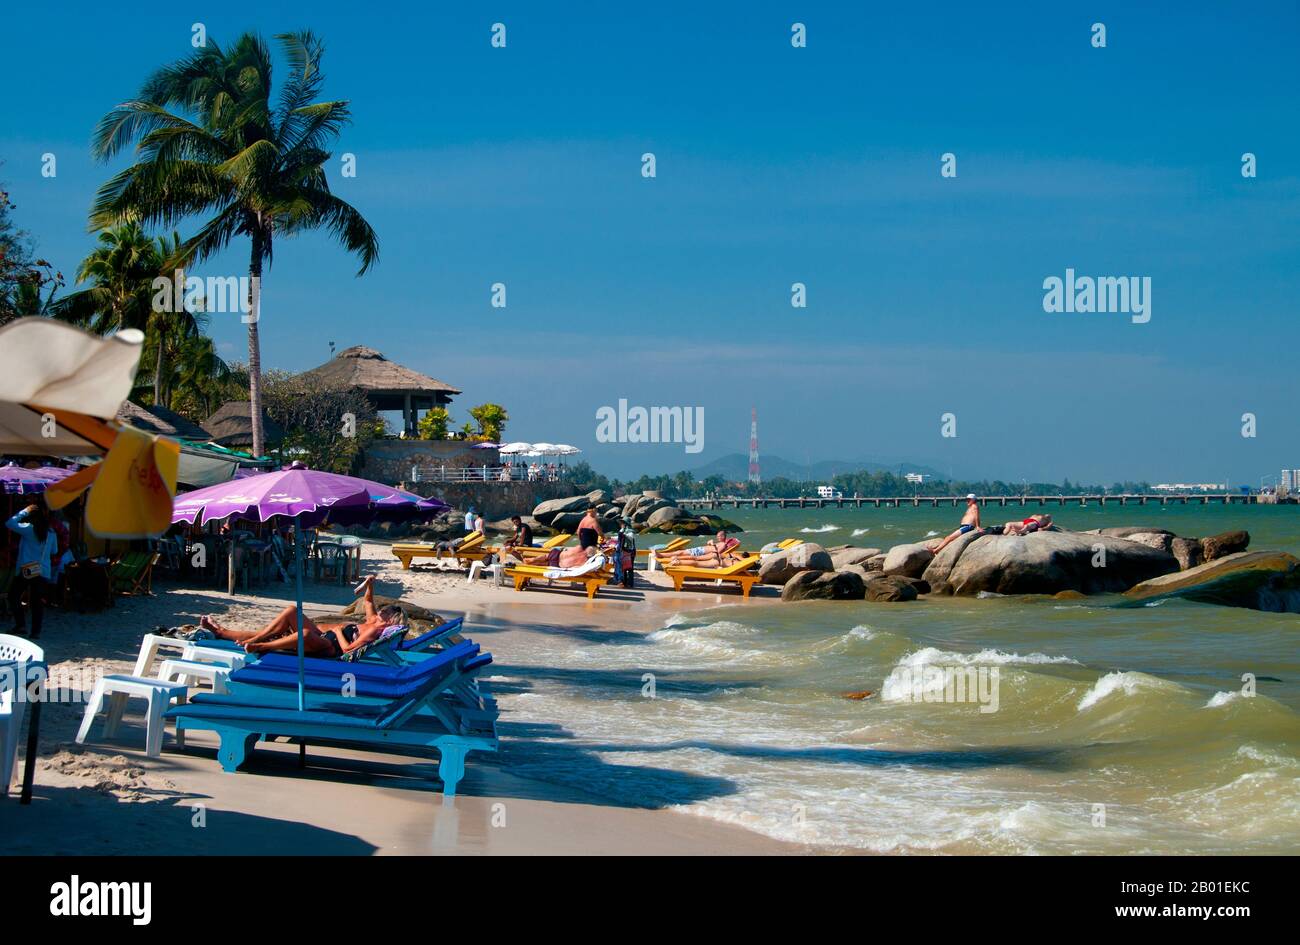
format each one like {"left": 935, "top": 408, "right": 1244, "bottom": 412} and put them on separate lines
{"left": 408, "top": 464, "right": 569, "bottom": 484}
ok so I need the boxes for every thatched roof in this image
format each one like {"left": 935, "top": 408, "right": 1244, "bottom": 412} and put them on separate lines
{"left": 117, "top": 401, "right": 210, "bottom": 440}
{"left": 298, "top": 346, "right": 461, "bottom": 397}
{"left": 202, "top": 401, "right": 285, "bottom": 447}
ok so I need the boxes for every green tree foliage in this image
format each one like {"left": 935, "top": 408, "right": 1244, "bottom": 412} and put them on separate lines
{"left": 417, "top": 406, "right": 450, "bottom": 440}
{"left": 0, "top": 176, "right": 64, "bottom": 324}
{"left": 90, "top": 31, "right": 379, "bottom": 457}
{"left": 467, "top": 403, "right": 509, "bottom": 442}
{"left": 260, "top": 370, "right": 380, "bottom": 473}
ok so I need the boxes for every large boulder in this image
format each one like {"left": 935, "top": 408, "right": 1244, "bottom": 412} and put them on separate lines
{"left": 865, "top": 553, "right": 887, "bottom": 571}
{"left": 829, "top": 546, "right": 883, "bottom": 570}
{"left": 1123, "top": 550, "right": 1300, "bottom": 612}
{"left": 645, "top": 505, "right": 688, "bottom": 529}
{"left": 882, "top": 542, "right": 935, "bottom": 578}
{"left": 549, "top": 511, "right": 587, "bottom": 533}
{"left": 1170, "top": 537, "right": 1203, "bottom": 571}
{"left": 781, "top": 570, "right": 866, "bottom": 602}
{"left": 865, "top": 573, "right": 920, "bottom": 602}
{"left": 1120, "top": 531, "right": 1174, "bottom": 554}
{"left": 585, "top": 489, "right": 610, "bottom": 506}
{"left": 942, "top": 531, "right": 1178, "bottom": 596}
{"left": 759, "top": 542, "right": 833, "bottom": 585}
{"left": 1089, "top": 526, "right": 1175, "bottom": 539}
{"left": 1202, "top": 530, "right": 1250, "bottom": 562}
{"left": 922, "top": 528, "right": 985, "bottom": 587}
{"left": 339, "top": 595, "right": 445, "bottom": 635}
{"left": 532, "top": 495, "right": 591, "bottom": 525}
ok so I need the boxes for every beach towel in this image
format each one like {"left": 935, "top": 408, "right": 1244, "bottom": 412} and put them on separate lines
{"left": 543, "top": 554, "right": 607, "bottom": 580}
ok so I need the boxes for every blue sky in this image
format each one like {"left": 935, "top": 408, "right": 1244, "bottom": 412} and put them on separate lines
{"left": 2, "top": 2, "right": 1298, "bottom": 483}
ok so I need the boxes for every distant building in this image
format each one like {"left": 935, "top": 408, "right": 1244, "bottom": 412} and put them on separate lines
{"left": 905, "top": 473, "right": 928, "bottom": 484}
{"left": 1282, "top": 469, "right": 1300, "bottom": 494}
{"left": 817, "top": 485, "right": 843, "bottom": 499}
{"left": 1151, "top": 482, "right": 1226, "bottom": 492}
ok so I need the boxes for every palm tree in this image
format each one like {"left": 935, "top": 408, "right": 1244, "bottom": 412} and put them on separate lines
{"left": 89, "top": 31, "right": 379, "bottom": 456}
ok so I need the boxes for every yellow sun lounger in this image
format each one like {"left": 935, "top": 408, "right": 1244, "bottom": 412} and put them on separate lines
{"left": 663, "top": 554, "right": 763, "bottom": 600}
{"left": 639, "top": 536, "right": 690, "bottom": 559}
{"left": 393, "top": 532, "right": 487, "bottom": 570}
{"left": 504, "top": 561, "right": 612, "bottom": 599}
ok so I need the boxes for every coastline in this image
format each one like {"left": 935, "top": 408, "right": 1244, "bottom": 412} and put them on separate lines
{"left": 2, "top": 541, "right": 808, "bottom": 856}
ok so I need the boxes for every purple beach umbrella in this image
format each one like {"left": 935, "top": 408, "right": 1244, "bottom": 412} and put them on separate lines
{"left": 1, "top": 462, "right": 72, "bottom": 494}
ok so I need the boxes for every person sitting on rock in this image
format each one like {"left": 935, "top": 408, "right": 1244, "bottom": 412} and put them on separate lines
{"left": 657, "top": 531, "right": 742, "bottom": 569}
{"left": 929, "top": 494, "right": 984, "bottom": 555}
{"left": 1002, "top": 513, "right": 1052, "bottom": 536}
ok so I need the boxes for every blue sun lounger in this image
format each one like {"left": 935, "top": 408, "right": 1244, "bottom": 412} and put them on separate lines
{"left": 224, "top": 641, "right": 495, "bottom": 728}
{"left": 166, "top": 649, "right": 497, "bottom": 796}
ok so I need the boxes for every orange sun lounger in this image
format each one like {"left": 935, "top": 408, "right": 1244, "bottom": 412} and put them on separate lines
{"left": 662, "top": 554, "right": 763, "bottom": 600}
{"left": 392, "top": 532, "right": 487, "bottom": 570}
{"left": 504, "top": 561, "right": 612, "bottom": 599}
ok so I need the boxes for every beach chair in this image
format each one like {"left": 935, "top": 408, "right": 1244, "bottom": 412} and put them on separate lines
{"left": 663, "top": 554, "right": 763, "bottom": 600}
{"left": 1, "top": 633, "right": 44, "bottom": 799}
{"left": 644, "top": 536, "right": 691, "bottom": 571}
{"left": 166, "top": 646, "right": 497, "bottom": 796}
{"left": 109, "top": 550, "right": 159, "bottom": 596}
{"left": 392, "top": 532, "right": 487, "bottom": 570}
{"left": 504, "top": 554, "right": 612, "bottom": 599}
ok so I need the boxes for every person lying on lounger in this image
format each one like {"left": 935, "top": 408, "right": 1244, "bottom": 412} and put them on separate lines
{"left": 199, "top": 576, "right": 404, "bottom": 657}
{"left": 434, "top": 519, "right": 485, "bottom": 556}
{"left": 656, "top": 531, "right": 742, "bottom": 569}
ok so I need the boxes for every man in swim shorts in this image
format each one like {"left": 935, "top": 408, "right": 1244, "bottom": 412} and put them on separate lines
{"left": 929, "top": 494, "right": 984, "bottom": 555}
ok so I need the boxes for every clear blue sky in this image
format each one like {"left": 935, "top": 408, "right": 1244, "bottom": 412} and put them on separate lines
{"left": 3, "top": 2, "right": 1297, "bottom": 484}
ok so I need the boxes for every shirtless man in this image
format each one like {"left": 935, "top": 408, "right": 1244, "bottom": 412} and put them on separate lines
{"left": 656, "top": 531, "right": 742, "bottom": 569}
{"left": 929, "top": 495, "right": 983, "bottom": 555}
{"left": 199, "top": 575, "right": 404, "bottom": 657}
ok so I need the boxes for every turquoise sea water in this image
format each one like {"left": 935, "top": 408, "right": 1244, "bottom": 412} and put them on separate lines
{"left": 502, "top": 505, "right": 1300, "bottom": 853}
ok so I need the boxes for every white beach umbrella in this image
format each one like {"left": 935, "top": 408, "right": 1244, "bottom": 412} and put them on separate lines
{"left": 498, "top": 442, "right": 533, "bottom": 455}
{"left": 552, "top": 444, "right": 581, "bottom": 455}
{"left": 530, "top": 442, "right": 559, "bottom": 454}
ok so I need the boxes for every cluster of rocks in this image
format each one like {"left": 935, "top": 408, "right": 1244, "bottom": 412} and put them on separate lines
{"left": 773, "top": 525, "right": 1298, "bottom": 611}
{"left": 530, "top": 491, "right": 740, "bottom": 536}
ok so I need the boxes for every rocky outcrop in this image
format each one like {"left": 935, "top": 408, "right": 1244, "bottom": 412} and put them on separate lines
{"left": 882, "top": 542, "right": 935, "bottom": 578}
{"left": 1122, "top": 550, "right": 1300, "bottom": 612}
{"left": 828, "top": 546, "right": 882, "bottom": 570}
{"left": 1170, "top": 537, "right": 1203, "bottom": 571}
{"left": 921, "top": 529, "right": 985, "bottom": 588}
{"left": 1201, "top": 530, "right": 1250, "bottom": 562}
{"left": 940, "top": 531, "right": 1178, "bottom": 596}
{"left": 760, "top": 542, "right": 832, "bottom": 585}
{"left": 532, "top": 492, "right": 740, "bottom": 536}
{"left": 865, "top": 573, "right": 921, "bottom": 602}
{"left": 1119, "top": 531, "right": 1174, "bottom": 554}
{"left": 781, "top": 569, "right": 867, "bottom": 602}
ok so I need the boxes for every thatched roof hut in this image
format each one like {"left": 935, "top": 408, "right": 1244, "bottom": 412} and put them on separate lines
{"left": 297, "top": 345, "right": 461, "bottom": 436}
{"left": 202, "top": 401, "right": 284, "bottom": 448}
{"left": 117, "top": 401, "right": 211, "bottom": 441}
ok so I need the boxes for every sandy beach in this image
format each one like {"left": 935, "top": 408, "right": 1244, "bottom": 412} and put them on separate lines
{"left": 1, "top": 539, "right": 806, "bottom": 855}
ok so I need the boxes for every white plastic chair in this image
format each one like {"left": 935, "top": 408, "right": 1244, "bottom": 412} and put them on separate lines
{"left": 0, "top": 633, "right": 44, "bottom": 798}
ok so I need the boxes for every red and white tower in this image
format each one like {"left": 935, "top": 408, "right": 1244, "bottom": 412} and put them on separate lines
{"left": 748, "top": 407, "right": 761, "bottom": 484}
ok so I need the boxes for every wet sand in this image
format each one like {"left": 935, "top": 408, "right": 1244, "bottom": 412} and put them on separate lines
{"left": 2, "top": 540, "right": 803, "bottom": 855}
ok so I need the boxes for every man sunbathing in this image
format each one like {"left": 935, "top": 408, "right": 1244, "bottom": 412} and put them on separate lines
{"left": 199, "top": 576, "right": 404, "bottom": 658}
{"left": 657, "top": 531, "right": 742, "bottom": 569}
{"left": 929, "top": 494, "right": 983, "bottom": 555}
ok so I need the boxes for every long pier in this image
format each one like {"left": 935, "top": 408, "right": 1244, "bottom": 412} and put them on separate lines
{"left": 679, "top": 494, "right": 1263, "bottom": 510}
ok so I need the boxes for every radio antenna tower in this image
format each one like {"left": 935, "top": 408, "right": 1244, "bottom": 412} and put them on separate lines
{"left": 748, "top": 407, "right": 761, "bottom": 484}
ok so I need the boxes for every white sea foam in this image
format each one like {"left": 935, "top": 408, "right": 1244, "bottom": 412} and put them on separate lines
{"left": 851, "top": 528, "right": 871, "bottom": 537}
{"left": 800, "top": 524, "right": 840, "bottom": 533}
{"left": 1205, "top": 691, "right": 1240, "bottom": 708}
{"left": 1077, "top": 671, "right": 1170, "bottom": 711}
{"left": 880, "top": 646, "right": 1077, "bottom": 701}
{"left": 924, "top": 529, "right": 939, "bottom": 537}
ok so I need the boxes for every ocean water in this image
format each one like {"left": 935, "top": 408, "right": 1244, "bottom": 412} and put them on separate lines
{"left": 500, "top": 505, "right": 1300, "bottom": 853}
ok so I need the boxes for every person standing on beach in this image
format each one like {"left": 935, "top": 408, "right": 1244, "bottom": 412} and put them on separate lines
{"left": 577, "top": 506, "right": 604, "bottom": 550}
{"left": 464, "top": 507, "right": 482, "bottom": 533}
{"left": 930, "top": 494, "right": 983, "bottom": 555}
{"left": 6, "top": 502, "right": 57, "bottom": 639}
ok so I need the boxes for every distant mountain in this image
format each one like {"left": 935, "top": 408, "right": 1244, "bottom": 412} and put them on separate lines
{"left": 690, "top": 453, "right": 945, "bottom": 483}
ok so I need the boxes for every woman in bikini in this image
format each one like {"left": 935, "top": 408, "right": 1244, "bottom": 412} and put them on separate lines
{"left": 657, "top": 531, "right": 743, "bottom": 569}
{"left": 199, "top": 576, "right": 404, "bottom": 657}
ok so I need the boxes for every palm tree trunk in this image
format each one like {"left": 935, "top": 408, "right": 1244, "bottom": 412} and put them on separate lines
{"left": 153, "top": 325, "right": 165, "bottom": 405}
{"left": 247, "top": 227, "right": 265, "bottom": 457}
